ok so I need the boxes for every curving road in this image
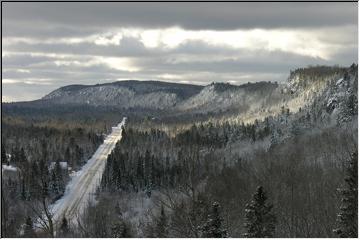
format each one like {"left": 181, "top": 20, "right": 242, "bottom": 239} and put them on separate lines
{"left": 50, "top": 117, "right": 126, "bottom": 228}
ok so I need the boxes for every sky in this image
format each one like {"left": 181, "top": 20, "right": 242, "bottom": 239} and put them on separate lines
{"left": 2, "top": 2, "right": 358, "bottom": 102}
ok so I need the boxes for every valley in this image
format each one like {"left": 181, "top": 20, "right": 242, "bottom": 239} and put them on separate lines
{"left": 1, "top": 64, "right": 358, "bottom": 237}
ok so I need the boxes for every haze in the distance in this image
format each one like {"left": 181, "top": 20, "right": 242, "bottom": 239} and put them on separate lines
{"left": 2, "top": 2, "right": 358, "bottom": 102}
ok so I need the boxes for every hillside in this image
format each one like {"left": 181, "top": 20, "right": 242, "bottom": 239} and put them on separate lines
{"left": 42, "top": 81, "right": 203, "bottom": 110}
{"left": 4, "top": 65, "right": 357, "bottom": 125}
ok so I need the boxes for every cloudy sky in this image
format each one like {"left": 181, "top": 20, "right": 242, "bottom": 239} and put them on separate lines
{"left": 2, "top": 2, "right": 358, "bottom": 102}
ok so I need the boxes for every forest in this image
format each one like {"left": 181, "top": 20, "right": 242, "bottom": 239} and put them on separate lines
{"left": 1, "top": 65, "right": 358, "bottom": 238}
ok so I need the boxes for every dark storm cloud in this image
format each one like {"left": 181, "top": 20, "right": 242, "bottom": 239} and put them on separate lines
{"left": 3, "top": 2, "right": 357, "bottom": 36}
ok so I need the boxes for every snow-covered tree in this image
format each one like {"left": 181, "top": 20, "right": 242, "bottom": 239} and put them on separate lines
{"left": 201, "top": 201, "right": 228, "bottom": 238}
{"left": 333, "top": 151, "right": 358, "bottom": 238}
{"left": 347, "top": 92, "right": 357, "bottom": 116}
{"left": 243, "top": 186, "right": 276, "bottom": 238}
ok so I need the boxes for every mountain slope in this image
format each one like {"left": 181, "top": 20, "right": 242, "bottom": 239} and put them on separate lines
{"left": 30, "top": 64, "right": 358, "bottom": 123}
{"left": 177, "top": 82, "right": 280, "bottom": 114}
{"left": 43, "top": 80, "right": 203, "bottom": 109}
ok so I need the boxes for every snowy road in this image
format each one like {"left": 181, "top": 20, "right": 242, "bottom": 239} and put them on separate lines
{"left": 50, "top": 117, "right": 126, "bottom": 228}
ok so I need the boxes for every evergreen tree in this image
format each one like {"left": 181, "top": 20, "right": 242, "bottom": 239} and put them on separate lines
{"left": 111, "top": 220, "right": 132, "bottom": 237}
{"left": 201, "top": 202, "right": 228, "bottom": 238}
{"left": 18, "top": 148, "right": 27, "bottom": 166}
{"left": 154, "top": 205, "right": 168, "bottom": 237}
{"left": 50, "top": 170, "right": 60, "bottom": 195}
{"left": 23, "top": 216, "right": 36, "bottom": 237}
{"left": 347, "top": 93, "right": 357, "bottom": 116}
{"left": 250, "top": 125, "right": 256, "bottom": 142}
{"left": 64, "top": 147, "right": 71, "bottom": 162}
{"left": 55, "top": 160, "right": 65, "bottom": 193}
{"left": 58, "top": 217, "right": 70, "bottom": 237}
{"left": 74, "top": 145, "right": 84, "bottom": 166}
{"left": 306, "top": 112, "right": 311, "bottom": 122}
{"left": 1, "top": 143, "right": 7, "bottom": 164}
{"left": 144, "top": 150, "right": 151, "bottom": 187}
{"left": 136, "top": 156, "right": 144, "bottom": 189}
{"left": 243, "top": 186, "right": 276, "bottom": 238}
{"left": 333, "top": 151, "right": 358, "bottom": 238}
{"left": 270, "top": 131, "right": 278, "bottom": 148}
{"left": 10, "top": 147, "right": 19, "bottom": 165}
{"left": 121, "top": 126, "right": 126, "bottom": 140}
{"left": 20, "top": 177, "right": 28, "bottom": 200}
{"left": 263, "top": 118, "right": 271, "bottom": 137}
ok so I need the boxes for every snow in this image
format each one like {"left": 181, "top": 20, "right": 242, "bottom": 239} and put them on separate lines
{"left": 336, "top": 78, "right": 344, "bottom": 86}
{"left": 327, "top": 97, "right": 337, "bottom": 108}
{"left": 49, "top": 117, "right": 127, "bottom": 227}
{"left": 2, "top": 164, "right": 17, "bottom": 172}
{"left": 49, "top": 161, "right": 68, "bottom": 170}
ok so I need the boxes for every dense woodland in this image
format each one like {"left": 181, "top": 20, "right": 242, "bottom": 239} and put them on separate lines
{"left": 1, "top": 65, "right": 358, "bottom": 238}
{"left": 1, "top": 115, "right": 105, "bottom": 237}
{"left": 85, "top": 114, "right": 356, "bottom": 237}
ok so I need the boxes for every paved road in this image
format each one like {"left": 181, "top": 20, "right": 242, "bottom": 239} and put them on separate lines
{"left": 50, "top": 117, "right": 126, "bottom": 228}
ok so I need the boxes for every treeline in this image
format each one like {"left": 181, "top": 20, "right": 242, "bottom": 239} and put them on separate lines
{"left": 289, "top": 65, "right": 347, "bottom": 81}
{"left": 2, "top": 117, "right": 103, "bottom": 169}
{"left": 175, "top": 118, "right": 272, "bottom": 147}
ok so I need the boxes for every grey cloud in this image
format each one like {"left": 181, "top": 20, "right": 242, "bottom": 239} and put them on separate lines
{"left": 3, "top": 20, "right": 100, "bottom": 38}
{"left": 4, "top": 37, "right": 161, "bottom": 58}
{"left": 133, "top": 49, "right": 346, "bottom": 75}
{"left": 4, "top": 48, "right": 296, "bottom": 80}
{"left": 2, "top": 2, "right": 358, "bottom": 102}
{"left": 3, "top": 54, "right": 54, "bottom": 68}
{"left": 3, "top": 2, "right": 357, "bottom": 37}
{"left": 3, "top": 38, "right": 356, "bottom": 87}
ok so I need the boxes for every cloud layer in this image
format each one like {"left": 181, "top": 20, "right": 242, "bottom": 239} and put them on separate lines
{"left": 2, "top": 2, "right": 358, "bottom": 101}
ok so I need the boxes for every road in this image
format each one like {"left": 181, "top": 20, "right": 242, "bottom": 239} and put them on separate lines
{"left": 50, "top": 117, "right": 126, "bottom": 228}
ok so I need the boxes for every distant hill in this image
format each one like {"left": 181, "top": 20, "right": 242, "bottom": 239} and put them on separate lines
{"left": 42, "top": 80, "right": 203, "bottom": 110}
{"left": 4, "top": 64, "right": 357, "bottom": 124}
